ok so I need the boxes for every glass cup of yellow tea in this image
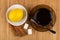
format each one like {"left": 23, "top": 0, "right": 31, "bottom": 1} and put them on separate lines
{"left": 6, "top": 4, "right": 28, "bottom": 26}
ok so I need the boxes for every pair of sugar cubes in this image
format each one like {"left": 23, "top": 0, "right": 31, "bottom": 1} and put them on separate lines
{"left": 24, "top": 23, "right": 32, "bottom": 35}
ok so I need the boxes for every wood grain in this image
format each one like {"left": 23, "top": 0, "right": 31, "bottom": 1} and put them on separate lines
{"left": 0, "top": 0, "right": 60, "bottom": 40}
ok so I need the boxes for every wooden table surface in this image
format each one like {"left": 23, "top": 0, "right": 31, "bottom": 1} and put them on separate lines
{"left": 0, "top": 0, "right": 60, "bottom": 40}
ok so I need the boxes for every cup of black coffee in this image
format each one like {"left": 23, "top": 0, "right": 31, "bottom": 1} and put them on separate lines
{"left": 30, "top": 5, "right": 56, "bottom": 34}
{"left": 33, "top": 8, "right": 52, "bottom": 26}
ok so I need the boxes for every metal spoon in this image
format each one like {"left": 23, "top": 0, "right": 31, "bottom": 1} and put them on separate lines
{"left": 31, "top": 19, "right": 56, "bottom": 34}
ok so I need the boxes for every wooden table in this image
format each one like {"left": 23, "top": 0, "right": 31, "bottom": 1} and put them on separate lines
{"left": 0, "top": 0, "right": 60, "bottom": 40}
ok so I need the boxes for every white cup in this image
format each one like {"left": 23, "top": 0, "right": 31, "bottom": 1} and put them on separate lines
{"left": 6, "top": 4, "right": 28, "bottom": 26}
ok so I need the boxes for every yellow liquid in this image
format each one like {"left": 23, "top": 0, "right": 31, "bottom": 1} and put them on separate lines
{"left": 8, "top": 8, "right": 24, "bottom": 22}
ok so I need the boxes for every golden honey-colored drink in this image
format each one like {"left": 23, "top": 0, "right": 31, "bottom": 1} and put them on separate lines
{"left": 8, "top": 8, "right": 24, "bottom": 22}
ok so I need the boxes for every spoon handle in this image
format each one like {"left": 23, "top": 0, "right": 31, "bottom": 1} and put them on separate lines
{"left": 31, "top": 19, "right": 37, "bottom": 24}
{"left": 47, "top": 29, "right": 56, "bottom": 34}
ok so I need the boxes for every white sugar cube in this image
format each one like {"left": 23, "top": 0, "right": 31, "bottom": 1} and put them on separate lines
{"left": 24, "top": 23, "right": 29, "bottom": 29}
{"left": 28, "top": 29, "right": 32, "bottom": 35}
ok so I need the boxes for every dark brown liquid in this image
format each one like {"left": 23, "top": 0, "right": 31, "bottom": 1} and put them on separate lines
{"left": 34, "top": 8, "right": 52, "bottom": 26}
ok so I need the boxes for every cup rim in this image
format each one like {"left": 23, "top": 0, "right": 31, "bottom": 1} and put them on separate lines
{"left": 6, "top": 4, "right": 28, "bottom": 26}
